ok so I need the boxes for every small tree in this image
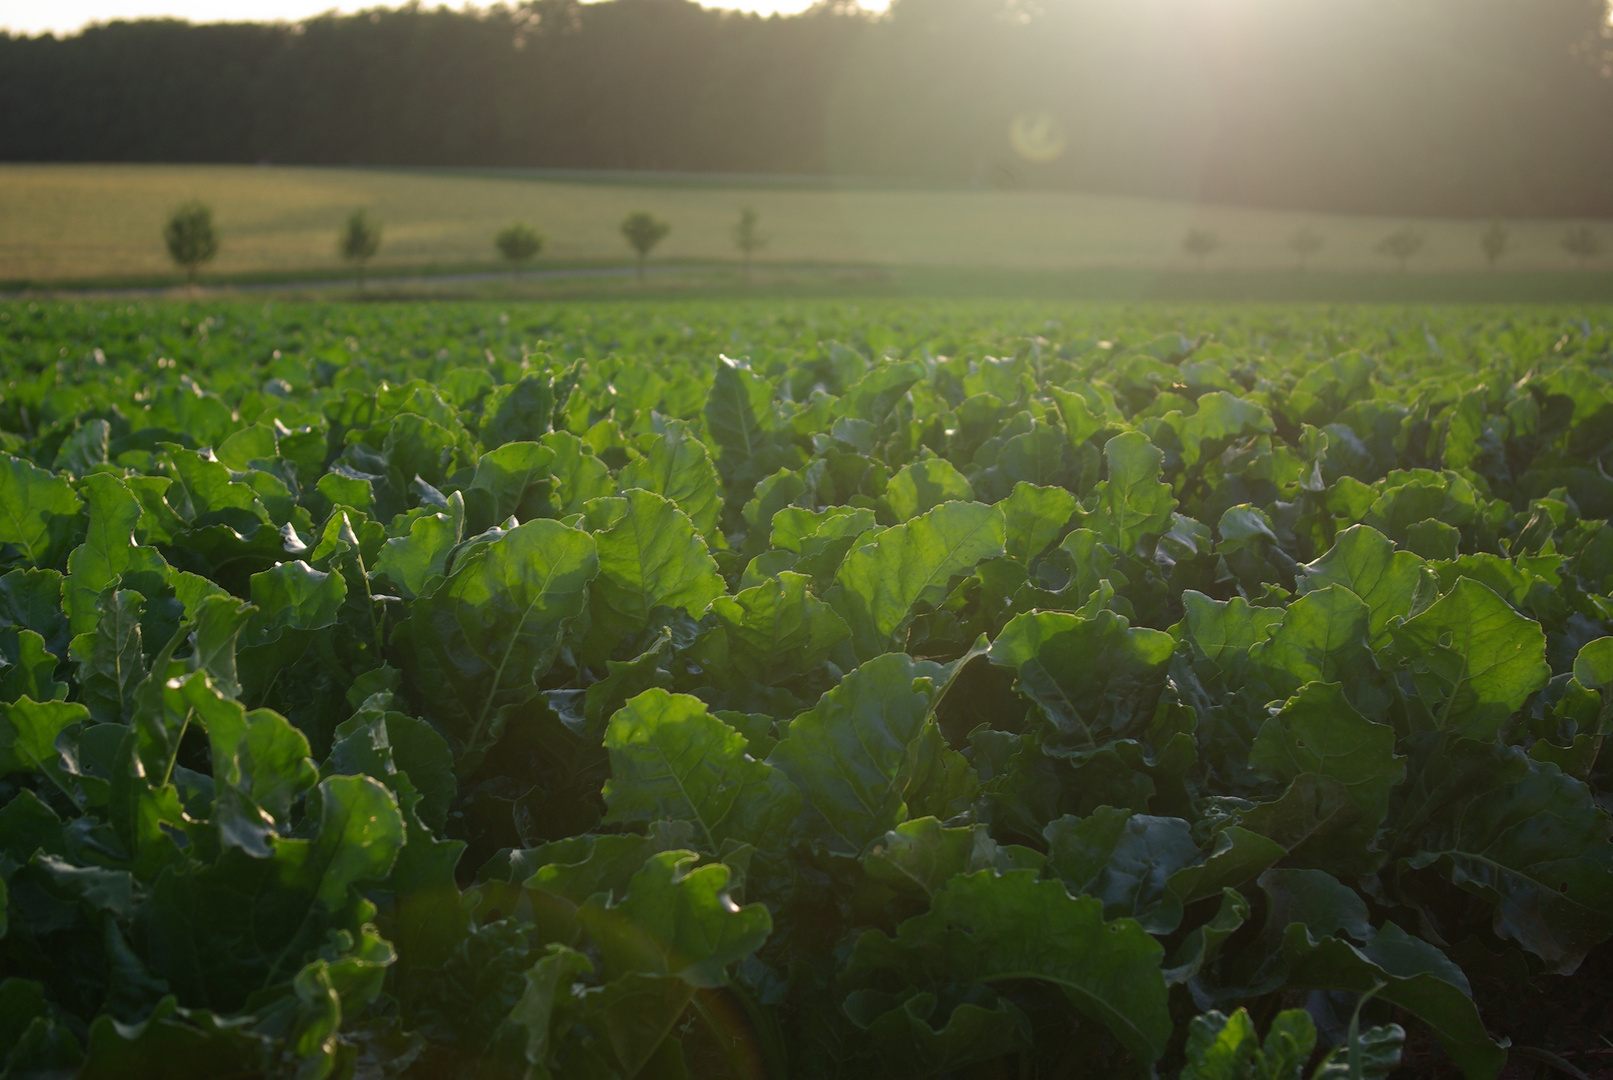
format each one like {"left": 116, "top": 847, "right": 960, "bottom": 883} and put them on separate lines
{"left": 620, "top": 211, "right": 670, "bottom": 280}
{"left": 1563, "top": 225, "right": 1604, "bottom": 270}
{"left": 1375, "top": 226, "right": 1425, "bottom": 272}
{"left": 1288, "top": 227, "right": 1324, "bottom": 271}
{"left": 164, "top": 200, "right": 219, "bottom": 285}
{"left": 495, "top": 223, "right": 545, "bottom": 272}
{"left": 1183, "top": 228, "right": 1221, "bottom": 269}
{"left": 339, "top": 210, "right": 383, "bottom": 288}
{"left": 732, "top": 206, "right": 768, "bottom": 279}
{"left": 1480, "top": 221, "right": 1510, "bottom": 269}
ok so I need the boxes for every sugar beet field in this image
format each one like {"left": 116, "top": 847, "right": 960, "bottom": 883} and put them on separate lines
{"left": 1, "top": 297, "right": 1611, "bottom": 1079}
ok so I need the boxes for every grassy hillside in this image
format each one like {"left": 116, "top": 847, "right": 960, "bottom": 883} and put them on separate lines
{"left": 3, "top": 164, "right": 1610, "bottom": 286}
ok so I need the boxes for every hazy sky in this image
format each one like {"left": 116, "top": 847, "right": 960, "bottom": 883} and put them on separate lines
{"left": 0, "top": 0, "right": 857, "bottom": 35}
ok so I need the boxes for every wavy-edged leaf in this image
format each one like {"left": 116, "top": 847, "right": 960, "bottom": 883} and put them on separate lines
{"left": 1298, "top": 525, "right": 1428, "bottom": 648}
{"left": 602, "top": 689, "right": 798, "bottom": 851}
{"left": 1000, "top": 481, "right": 1077, "bottom": 565}
{"left": 0, "top": 453, "right": 80, "bottom": 567}
{"left": 702, "top": 570, "right": 848, "bottom": 686}
{"left": 846, "top": 869, "right": 1171, "bottom": 1064}
{"left": 990, "top": 609, "right": 1174, "bottom": 752}
{"left": 1391, "top": 577, "right": 1549, "bottom": 740}
{"left": 833, "top": 500, "right": 1004, "bottom": 659}
{"left": 582, "top": 489, "right": 723, "bottom": 664}
{"left": 1251, "top": 682, "right": 1404, "bottom": 840}
{"left": 399, "top": 518, "right": 597, "bottom": 772}
{"left": 1090, "top": 432, "right": 1175, "bottom": 554}
{"left": 577, "top": 850, "right": 771, "bottom": 987}
{"left": 1398, "top": 740, "right": 1613, "bottom": 974}
{"left": 766, "top": 653, "right": 947, "bottom": 854}
{"left": 885, "top": 458, "right": 974, "bottom": 522}
{"left": 619, "top": 422, "right": 722, "bottom": 539}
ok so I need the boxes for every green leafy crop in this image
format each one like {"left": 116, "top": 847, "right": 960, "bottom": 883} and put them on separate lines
{"left": 1, "top": 297, "right": 1611, "bottom": 1078}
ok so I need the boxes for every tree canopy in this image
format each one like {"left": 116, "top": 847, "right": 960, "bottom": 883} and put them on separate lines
{"left": 4, "top": 0, "right": 1612, "bottom": 217}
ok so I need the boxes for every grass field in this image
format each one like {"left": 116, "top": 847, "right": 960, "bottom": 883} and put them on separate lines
{"left": 2, "top": 163, "right": 1611, "bottom": 287}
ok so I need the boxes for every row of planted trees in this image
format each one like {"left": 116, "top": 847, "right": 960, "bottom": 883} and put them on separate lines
{"left": 162, "top": 203, "right": 771, "bottom": 286}
{"left": 164, "top": 200, "right": 1606, "bottom": 284}
{"left": 1182, "top": 221, "right": 1607, "bottom": 271}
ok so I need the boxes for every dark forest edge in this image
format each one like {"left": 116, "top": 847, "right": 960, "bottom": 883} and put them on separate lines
{"left": 5, "top": 0, "right": 1613, "bottom": 218}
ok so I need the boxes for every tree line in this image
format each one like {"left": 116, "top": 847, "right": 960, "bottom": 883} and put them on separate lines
{"left": 4, "top": 0, "right": 1613, "bottom": 218}
{"left": 160, "top": 202, "right": 768, "bottom": 284}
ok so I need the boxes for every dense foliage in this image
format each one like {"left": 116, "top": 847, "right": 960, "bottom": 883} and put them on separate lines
{"left": 5, "top": 0, "right": 1613, "bottom": 217}
{"left": 1, "top": 298, "right": 1611, "bottom": 1079}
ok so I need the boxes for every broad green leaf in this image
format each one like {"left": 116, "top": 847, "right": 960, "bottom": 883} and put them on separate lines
{"left": 215, "top": 422, "right": 278, "bottom": 472}
{"left": 602, "top": 689, "right": 799, "bottom": 851}
{"left": 502, "top": 945, "right": 595, "bottom": 1074}
{"left": 399, "top": 518, "right": 597, "bottom": 771}
{"left": 1177, "top": 591, "right": 1283, "bottom": 674}
{"left": 0, "top": 569, "right": 68, "bottom": 659}
{"left": 1250, "top": 682, "right": 1405, "bottom": 837}
{"left": 1399, "top": 741, "right": 1613, "bottom": 974}
{"left": 990, "top": 609, "right": 1174, "bottom": 751}
{"left": 1043, "top": 809, "right": 1201, "bottom": 933}
{"left": 1223, "top": 869, "right": 1503, "bottom": 1080}
{"left": 79, "top": 998, "right": 266, "bottom": 1080}
{"left": 138, "top": 774, "right": 402, "bottom": 1011}
{"left": 245, "top": 560, "right": 346, "bottom": 644}
{"left": 1248, "top": 586, "right": 1374, "bottom": 698}
{"left": 53, "top": 417, "right": 111, "bottom": 473}
{"left": 577, "top": 850, "right": 771, "bottom": 987}
{"left": 161, "top": 445, "right": 266, "bottom": 521}
{"left": 372, "top": 509, "right": 460, "bottom": 600}
{"left": 186, "top": 675, "right": 317, "bottom": 856}
{"left": 0, "top": 698, "right": 88, "bottom": 794}
{"left": 704, "top": 356, "right": 776, "bottom": 461}
{"left": 1174, "top": 392, "right": 1275, "bottom": 468}
{"left": 466, "top": 441, "right": 554, "bottom": 528}
{"left": 482, "top": 374, "right": 555, "bottom": 447}
{"left": 842, "top": 986, "right": 1031, "bottom": 1078}
{"left": 524, "top": 821, "right": 700, "bottom": 910}
{"left": 993, "top": 422, "right": 1068, "bottom": 490}
{"left": 1000, "top": 481, "right": 1076, "bottom": 564}
{"left": 539, "top": 431, "right": 613, "bottom": 516}
{"left": 884, "top": 457, "right": 974, "bottom": 522}
{"left": 69, "top": 589, "right": 146, "bottom": 723}
{"left": 846, "top": 869, "right": 1171, "bottom": 1064}
{"left": 1090, "top": 432, "right": 1175, "bottom": 554}
{"left": 305, "top": 773, "right": 408, "bottom": 908}
{"left": 186, "top": 592, "right": 250, "bottom": 700}
{"left": 1391, "top": 577, "right": 1549, "bottom": 740}
{"left": 1164, "top": 889, "right": 1251, "bottom": 986}
{"left": 833, "top": 500, "right": 1005, "bottom": 659}
{"left": 1298, "top": 525, "right": 1427, "bottom": 648}
{"left": 1313, "top": 1018, "right": 1405, "bottom": 1080}
{"left": 619, "top": 422, "right": 722, "bottom": 538}
{"left": 582, "top": 490, "right": 724, "bottom": 663}
{"left": 771, "top": 505, "right": 875, "bottom": 553}
{"left": 1049, "top": 385, "right": 1105, "bottom": 450}
{"left": 1180, "top": 1008, "right": 1315, "bottom": 1080}
{"left": 702, "top": 571, "right": 848, "bottom": 686}
{"left": 0, "top": 453, "right": 80, "bottom": 566}
{"left": 0, "top": 629, "right": 62, "bottom": 705}
{"left": 63, "top": 473, "right": 143, "bottom": 635}
{"left": 1572, "top": 636, "right": 1613, "bottom": 689}
{"left": 863, "top": 816, "right": 1043, "bottom": 900}
{"left": 840, "top": 361, "right": 923, "bottom": 423}
{"left": 766, "top": 652, "right": 949, "bottom": 854}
